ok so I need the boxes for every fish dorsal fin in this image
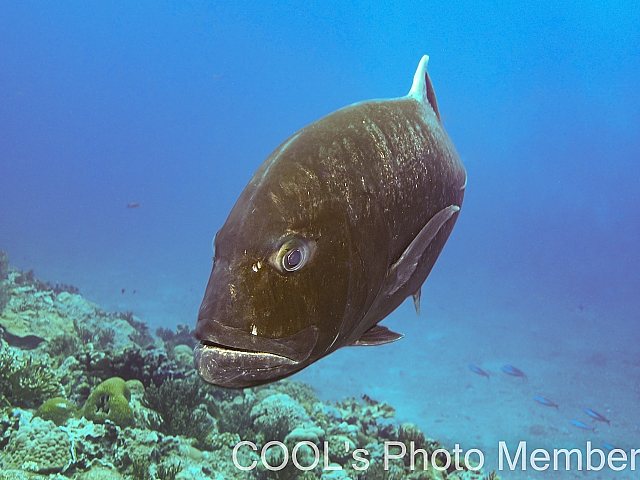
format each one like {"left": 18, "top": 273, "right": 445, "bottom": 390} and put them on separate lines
{"left": 384, "top": 205, "right": 460, "bottom": 297}
{"left": 350, "top": 325, "right": 404, "bottom": 346}
{"left": 407, "top": 55, "right": 441, "bottom": 121}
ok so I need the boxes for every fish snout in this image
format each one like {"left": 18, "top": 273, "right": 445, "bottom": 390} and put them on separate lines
{"left": 197, "top": 258, "right": 232, "bottom": 322}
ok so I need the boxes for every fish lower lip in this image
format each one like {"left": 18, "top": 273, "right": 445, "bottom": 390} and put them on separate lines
{"left": 194, "top": 342, "right": 299, "bottom": 388}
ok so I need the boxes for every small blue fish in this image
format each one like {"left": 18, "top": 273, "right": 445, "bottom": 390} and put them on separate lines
{"left": 534, "top": 396, "right": 559, "bottom": 409}
{"left": 584, "top": 409, "right": 611, "bottom": 425}
{"left": 571, "top": 420, "right": 595, "bottom": 431}
{"left": 501, "top": 364, "right": 528, "bottom": 380}
{"left": 469, "top": 365, "right": 490, "bottom": 380}
{"left": 602, "top": 444, "right": 618, "bottom": 451}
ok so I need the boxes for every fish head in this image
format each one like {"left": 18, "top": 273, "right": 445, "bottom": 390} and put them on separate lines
{"left": 195, "top": 132, "right": 380, "bottom": 388}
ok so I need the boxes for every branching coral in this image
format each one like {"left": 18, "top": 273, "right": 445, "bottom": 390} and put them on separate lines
{"left": 97, "top": 327, "right": 116, "bottom": 348}
{"left": 156, "top": 462, "right": 183, "bottom": 480}
{"left": 46, "top": 333, "right": 80, "bottom": 359}
{"left": 216, "top": 394, "right": 255, "bottom": 441}
{"left": 74, "top": 318, "right": 94, "bottom": 344}
{"left": 119, "top": 311, "right": 154, "bottom": 347}
{"left": 156, "top": 324, "right": 197, "bottom": 350}
{"left": 482, "top": 471, "right": 500, "bottom": 480}
{"left": 0, "top": 250, "right": 8, "bottom": 280}
{"left": 130, "top": 457, "right": 152, "bottom": 480}
{"left": 0, "top": 348, "right": 62, "bottom": 408}
{"left": 142, "top": 375, "right": 213, "bottom": 448}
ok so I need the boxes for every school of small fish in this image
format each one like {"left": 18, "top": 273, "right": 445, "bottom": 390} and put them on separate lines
{"left": 468, "top": 363, "right": 617, "bottom": 450}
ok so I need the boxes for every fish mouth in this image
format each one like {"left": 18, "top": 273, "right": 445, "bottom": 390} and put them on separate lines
{"left": 194, "top": 319, "right": 318, "bottom": 388}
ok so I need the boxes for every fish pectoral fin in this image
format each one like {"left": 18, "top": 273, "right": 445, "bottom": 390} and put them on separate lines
{"left": 350, "top": 325, "right": 404, "bottom": 346}
{"left": 384, "top": 205, "right": 460, "bottom": 297}
{"left": 412, "top": 287, "right": 422, "bottom": 316}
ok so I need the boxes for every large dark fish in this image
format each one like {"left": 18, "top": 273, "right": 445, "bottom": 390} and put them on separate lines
{"left": 194, "top": 56, "right": 466, "bottom": 388}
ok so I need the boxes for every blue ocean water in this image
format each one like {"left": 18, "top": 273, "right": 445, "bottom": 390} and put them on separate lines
{"left": 1, "top": 1, "right": 639, "bottom": 478}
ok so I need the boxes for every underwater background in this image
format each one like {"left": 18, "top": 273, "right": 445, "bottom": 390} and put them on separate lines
{"left": 1, "top": 1, "right": 639, "bottom": 479}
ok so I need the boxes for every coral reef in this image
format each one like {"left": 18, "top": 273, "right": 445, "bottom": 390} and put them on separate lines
{"left": 0, "top": 255, "right": 497, "bottom": 480}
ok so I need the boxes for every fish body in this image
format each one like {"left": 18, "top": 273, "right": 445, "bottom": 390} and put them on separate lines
{"left": 534, "top": 396, "right": 559, "bottom": 409}
{"left": 126, "top": 202, "right": 141, "bottom": 208}
{"left": 584, "top": 408, "right": 611, "bottom": 425}
{"left": 469, "top": 365, "right": 490, "bottom": 380}
{"left": 194, "top": 56, "right": 466, "bottom": 388}
{"left": 501, "top": 364, "right": 528, "bottom": 380}
{"left": 571, "top": 420, "right": 595, "bottom": 431}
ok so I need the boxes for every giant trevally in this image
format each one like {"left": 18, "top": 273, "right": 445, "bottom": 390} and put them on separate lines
{"left": 195, "top": 56, "right": 466, "bottom": 388}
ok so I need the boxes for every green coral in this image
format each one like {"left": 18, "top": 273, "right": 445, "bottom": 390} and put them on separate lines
{"left": 82, "top": 377, "right": 134, "bottom": 428}
{"left": 37, "top": 397, "right": 77, "bottom": 426}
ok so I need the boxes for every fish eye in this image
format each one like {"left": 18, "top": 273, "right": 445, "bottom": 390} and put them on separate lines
{"left": 283, "top": 248, "right": 303, "bottom": 271}
{"left": 274, "top": 237, "right": 313, "bottom": 273}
